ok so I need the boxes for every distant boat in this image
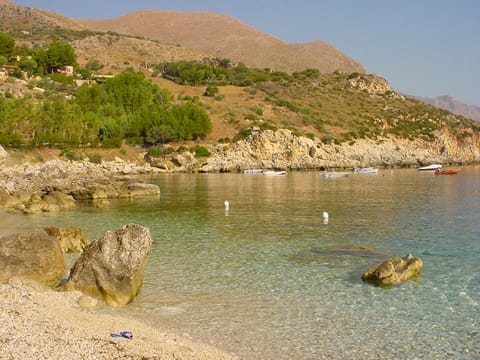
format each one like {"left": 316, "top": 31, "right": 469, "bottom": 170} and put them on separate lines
{"left": 434, "top": 168, "right": 461, "bottom": 175}
{"left": 321, "top": 171, "right": 351, "bottom": 179}
{"left": 418, "top": 164, "right": 442, "bottom": 171}
{"left": 243, "top": 169, "right": 263, "bottom": 174}
{"left": 263, "top": 170, "right": 286, "bottom": 176}
{"left": 354, "top": 167, "right": 379, "bottom": 174}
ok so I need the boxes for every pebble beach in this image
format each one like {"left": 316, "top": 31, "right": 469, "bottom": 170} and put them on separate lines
{"left": 0, "top": 277, "right": 237, "bottom": 359}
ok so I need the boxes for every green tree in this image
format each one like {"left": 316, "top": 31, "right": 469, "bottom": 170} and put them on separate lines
{"left": 32, "top": 48, "right": 48, "bottom": 75}
{"left": 18, "top": 58, "right": 37, "bottom": 76}
{"left": 0, "top": 32, "right": 15, "bottom": 58}
{"left": 104, "top": 69, "right": 157, "bottom": 113}
{"left": 46, "top": 41, "right": 77, "bottom": 72}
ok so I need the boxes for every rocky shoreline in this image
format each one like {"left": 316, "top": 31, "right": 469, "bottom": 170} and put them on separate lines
{"left": 1, "top": 124, "right": 479, "bottom": 214}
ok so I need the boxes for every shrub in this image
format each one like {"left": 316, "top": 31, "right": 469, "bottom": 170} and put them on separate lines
{"left": 192, "top": 145, "right": 210, "bottom": 158}
{"left": 88, "top": 153, "right": 102, "bottom": 164}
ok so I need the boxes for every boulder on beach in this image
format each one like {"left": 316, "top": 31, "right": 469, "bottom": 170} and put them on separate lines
{"left": 361, "top": 253, "right": 423, "bottom": 286}
{"left": 43, "top": 226, "right": 90, "bottom": 253}
{"left": 64, "top": 224, "right": 153, "bottom": 306}
{"left": 0, "top": 230, "right": 66, "bottom": 287}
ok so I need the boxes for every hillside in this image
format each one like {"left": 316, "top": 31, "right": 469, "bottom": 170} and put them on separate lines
{"left": 74, "top": 10, "right": 365, "bottom": 74}
{"left": 1, "top": 2, "right": 479, "bottom": 170}
{"left": 0, "top": 0, "right": 83, "bottom": 33}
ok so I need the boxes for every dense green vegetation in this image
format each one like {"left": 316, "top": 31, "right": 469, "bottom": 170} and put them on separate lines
{"left": 157, "top": 59, "right": 291, "bottom": 86}
{"left": 0, "top": 69, "right": 212, "bottom": 147}
{"left": 0, "top": 31, "right": 77, "bottom": 76}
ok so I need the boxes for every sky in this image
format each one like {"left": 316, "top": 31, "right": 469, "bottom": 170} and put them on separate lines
{"left": 14, "top": 0, "right": 480, "bottom": 107}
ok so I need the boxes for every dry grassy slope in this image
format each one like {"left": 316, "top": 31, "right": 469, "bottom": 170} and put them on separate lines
{"left": 151, "top": 77, "right": 320, "bottom": 143}
{"left": 72, "top": 35, "right": 208, "bottom": 73}
{"left": 74, "top": 10, "right": 365, "bottom": 74}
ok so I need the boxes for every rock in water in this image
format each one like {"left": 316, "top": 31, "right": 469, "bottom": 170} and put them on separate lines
{"left": 0, "top": 230, "right": 66, "bottom": 287}
{"left": 361, "top": 253, "right": 423, "bottom": 286}
{"left": 64, "top": 224, "right": 153, "bottom": 306}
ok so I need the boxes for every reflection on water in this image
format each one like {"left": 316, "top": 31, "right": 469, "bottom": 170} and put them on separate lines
{"left": 2, "top": 167, "right": 479, "bottom": 359}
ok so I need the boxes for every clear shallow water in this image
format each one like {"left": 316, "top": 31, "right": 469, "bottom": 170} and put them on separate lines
{"left": 2, "top": 167, "right": 479, "bottom": 359}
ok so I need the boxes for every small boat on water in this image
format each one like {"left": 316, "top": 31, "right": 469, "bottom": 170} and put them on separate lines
{"left": 434, "top": 168, "right": 461, "bottom": 175}
{"left": 321, "top": 171, "right": 351, "bottom": 179}
{"left": 354, "top": 167, "right": 379, "bottom": 174}
{"left": 243, "top": 169, "right": 263, "bottom": 174}
{"left": 263, "top": 170, "right": 286, "bottom": 176}
{"left": 418, "top": 164, "right": 442, "bottom": 171}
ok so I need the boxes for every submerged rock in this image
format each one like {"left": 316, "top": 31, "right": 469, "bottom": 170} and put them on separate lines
{"left": 0, "top": 230, "right": 66, "bottom": 287}
{"left": 361, "top": 253, "right": 423, "bottom": 286}
{"left": 64, "top": 224, "right": 153, "bottom": 306}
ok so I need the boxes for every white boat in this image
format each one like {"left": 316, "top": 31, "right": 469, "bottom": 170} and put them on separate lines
{"left": 263, "top": 170, "right": 286, "bottom": 176}
{"left": 243, "top": 169, "right": 263, "bottom": 174}
{"left": 418, "top": 164, "right": 442, "bottom": 171}
{"left": 354, "top": 167, "right": 379, "bottom": 174}
{"left": 321, "top": 171, "right": 351, "bottom": 179}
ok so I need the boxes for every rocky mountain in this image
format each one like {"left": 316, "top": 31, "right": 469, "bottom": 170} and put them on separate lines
{"left": 0, "top": 0, "right": 82, "bottom": 33}
{"left": 74, "top": 10, "right": 365, "bottom": 74}
{"left": 414, "top": 95, "right": 480, "bottom": 121}
{"left": 1, "top": 2, "right": 364, "bottom": 75}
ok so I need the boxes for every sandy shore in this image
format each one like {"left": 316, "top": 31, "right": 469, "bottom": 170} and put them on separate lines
{"left": 0, "top": 277, "right": 238, "bottom": 359}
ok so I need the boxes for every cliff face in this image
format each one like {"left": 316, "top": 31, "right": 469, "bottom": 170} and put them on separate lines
{"left": 196, "top": 128, "right": 479, "bottom": 172}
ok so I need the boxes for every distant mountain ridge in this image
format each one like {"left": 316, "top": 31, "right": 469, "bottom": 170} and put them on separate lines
{"left": 74, "top": 10, "right": 365, "bottom": 74}
{"left": 414, "top": 95, "right": 480, "bottom": 121}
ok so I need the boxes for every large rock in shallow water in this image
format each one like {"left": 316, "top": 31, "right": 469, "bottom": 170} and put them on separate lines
{"left": 361, "top": 253, "right": 423, "bottom": 286}
{"left": 64, "top": 224, "right": 153, "bottom": 306}
{"left": 0, "top": 230, "right": 66, "bottom": 287}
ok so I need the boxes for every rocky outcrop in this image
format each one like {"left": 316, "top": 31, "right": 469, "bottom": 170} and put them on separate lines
{"left": 361, "top": 253, "right": 423, "bottom": 286}
{"left": 64, "top": 224, "right": 153, "bottom": 306}
{"left": 0, "top": 159, "right": 161, "bottom": 214}
{"left": 145, "top": 151, "right": 197, "bottom": 172}
{"left": 11, "top": 190, "right": 77, "bottom": 214}
{"left": 0, "top": 230, "right": 66, "bottom": 287}
{"left": 195, "top": 127, "right": 479, "bottom": 172}
{"left": 118, "top": 182, "right": 161, "bottom": 198}
{"left": 347, "top": 74, "right": 403, "bottom": 98}
{"left": 43, "top": 226, "right": 90, "bottom": 253}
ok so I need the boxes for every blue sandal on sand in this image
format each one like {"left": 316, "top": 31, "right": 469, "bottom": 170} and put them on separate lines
{"left": 110, "top": 331, "right": 133, "bottom": 340}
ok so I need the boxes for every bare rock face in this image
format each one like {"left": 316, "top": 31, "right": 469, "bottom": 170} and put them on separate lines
{"left": 64, "top": 224, "right": 153, "bottom": 306}
{"left": 361, "top": 253, "right": 423, "bottom": 286}
{"left": 43, "top": 226, "right": 90, "bottom": 253}
{"left": 0, "top": 230, "right": 66, "bottom": 287}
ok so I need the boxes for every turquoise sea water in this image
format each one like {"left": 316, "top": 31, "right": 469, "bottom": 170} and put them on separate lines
{"left": 2, "top": 167, "right": 479, "bottom": 359}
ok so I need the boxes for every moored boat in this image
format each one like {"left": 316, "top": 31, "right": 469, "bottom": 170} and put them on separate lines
{"left": 354, "top": 167, "right": 379, "bottom": 174}
{"left": 418, "top": 164, "right": 442, "bottom": 171}
{"left": 434, "top": 168, "right": 461, "bottom": 175}
{"left": 263, "top": 170, "right": 286, "bottom": 176}
{"left": 243, "top": 169, "right": 263, "bottom": 174}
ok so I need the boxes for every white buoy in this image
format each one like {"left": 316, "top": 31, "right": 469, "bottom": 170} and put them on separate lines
{"left": 323, "top": 211, "right": 329, "bottom": 224}
{"left": 224, "top": 200, "right": 230, "bottom": 210}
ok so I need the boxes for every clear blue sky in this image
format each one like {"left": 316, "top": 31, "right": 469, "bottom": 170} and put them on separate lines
{"left": 14, "top": 0, "right": 480, "bottom": 106}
